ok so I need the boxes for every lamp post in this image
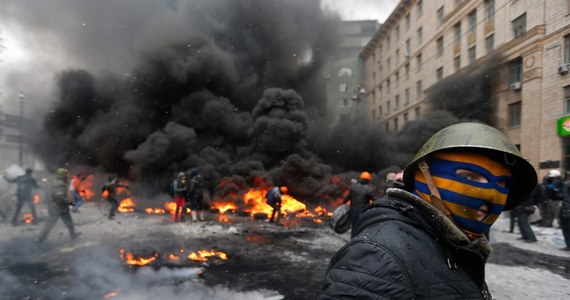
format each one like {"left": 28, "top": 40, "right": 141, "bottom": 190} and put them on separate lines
{"left": 18, "top": 91, "right": 24, "bottom": 166}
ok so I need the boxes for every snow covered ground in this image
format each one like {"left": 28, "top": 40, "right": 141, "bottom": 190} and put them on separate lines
{"left": 486, "top": 214, "right": 570, "bottom": 299}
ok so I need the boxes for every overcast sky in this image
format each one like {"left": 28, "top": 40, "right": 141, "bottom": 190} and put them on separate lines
{"left": 0, "top": 0, "right": 399, "bottom": 114}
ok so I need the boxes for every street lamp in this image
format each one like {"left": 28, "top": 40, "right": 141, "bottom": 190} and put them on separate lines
{"left": 18, "top": 91, "right": 24, "bottom": 166}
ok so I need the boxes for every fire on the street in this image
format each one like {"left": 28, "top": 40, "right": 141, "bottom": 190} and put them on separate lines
{"left": 119, "top": 249, "right": 228, "bottom": 266}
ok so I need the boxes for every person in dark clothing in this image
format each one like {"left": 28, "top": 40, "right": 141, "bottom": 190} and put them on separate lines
{"left": 541, "top": 170, "right": 563, "bottom": 227}
{"left": 102, "top": 176, "right": 128, "bottom": 220}
{"left": 266, "top": 186, "right": 287, "bottom": 224}
{"left": 343, "top": 171, "right": 377, "bottom": 235}
{"left": 4, "top": 168, "right": 38, "bottom": 226}
{"left": 187, "top": 168, "right": 205, "bottom": 222}
{"left": 172, "top": 172, "right": 188, "bottom": 222}
{"left": 517, "top": 184, "right": 546, "bottom": 242}
{"left": 322, "top": 123, "right": 537, "bottom": 299}
{"left": 559, "top": 176, "right": 570, "bottom": 251}
{"left": 37, "top": 168, "right": 81, "bottom": 243}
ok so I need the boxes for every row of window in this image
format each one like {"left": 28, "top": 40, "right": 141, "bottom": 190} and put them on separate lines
{"left": 371, "top": 106, "right": 422, "bottom": 133}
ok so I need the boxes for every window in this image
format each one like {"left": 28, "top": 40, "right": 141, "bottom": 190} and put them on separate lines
{"left": 338, "top": 68, "right": 352, "bottom": 77}
{"left": 339, "top": 99, "right": 352, "bottom": 107}
{"left": 387, "top": 36, "right": 391, "bottom": 50}
{"left": 485, "top": 0, "right": 495, "bottom": 21}
{"left": 565, "top": 86, "right": 570, "bottom": 114}
{"left": 372, "top": 90, "right": 376, "bottom": 104}
{"left": 395, "top": 72, "right": 400, "bottom": 87}
{"left": 437, "top": 6, "right": 444, "bottom": 27}
{"left": 372, "top": 110, "right": 376, "bottom": 120}
{"left": 405, "top": 39, "right": 410, "bottom": 57}
{"left": 415, "top": 106, "right": 421, "bottom": 119}
{"left": 468, "top": 46, "right": 476, "bottom": 64}
{"left": 416, "top": 80, "right": 422, "bottom": 99}
{"left": 396, "top": 25, "right": 400, "bottom": 41}
{"left": 417, "top": 27, "right": 423, "bottom": 45}
{"left": 508, "top": 101, "right": 522, "bottom": 127}
{"left": 387, "top": 100, "right": 391, "bottom": 114}
{"left": 405, "top": 88, "right": 410, "bottom": 105}
{"left": 468, "top": 10, "right": 477, "bottom": 33}
{"left": 395, "top": 95, "right": 400, "bottom": 110}
{"left": 416, "top": 53, "right": 422, "bottom": 70}
{"left": 379, "top": 65, "right": 383, "bottom": 76}
{"left": 436, "top": 67, "right": 443, "bottom": 81}
{"left": 417, "top": 0, "right": 423, "bottom": 18}
{"left": 405, "top": 14, "right": 410, "bottom": 30}
{"left": 513, "top": 13, "right": 527, "bottom": 38}
{"left": 394, "top": 118, "right": 399, "bottom": 132}
{"left": 379, "top": 105, "right": 383, "bottom": 117}
{"left": 564, "top": 35, "right": 570, "bottom": 64}
{"left": 508, "top": 58, "right": 523, "bottom": 83}
{"left": 454, "top": 56, "right": 461, "bottom": 72}
{"left": 396, "top": 49, "right": 400, "bottom": 65}
{"left": 385, "top": 122, "right": 390, "bottom": 132}
{"left": 405, "top": 63, "right": 410, "bottom": 79}
{"left": 404, "top": 112, "right": 409, "bottom": 124}
{"left": 437, "top": 36, "right": 444, "bottom": 56}
{"left": 454, "top": 22, "right": 461, "bottom": 44}
{"left": 387, "top": 79, "right": 391, "bottom": 93}
{"left": 387, "top": 57, "right": 391, "bottom": 70}
{"left": 485, "top": 34, "right": 494, "bottom": 53}
{"left": 378, "top": 85, "right": 383, "bottom": 99}
{"left": 339, "top": 83, "right": 351, "bottom": 92}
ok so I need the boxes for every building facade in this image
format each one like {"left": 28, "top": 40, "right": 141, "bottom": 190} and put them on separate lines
{"left": 361, "top": 0, "right": 570, "bottom": 177}
{"left": 325, "top": 20, "right": 378, "bottom": 126}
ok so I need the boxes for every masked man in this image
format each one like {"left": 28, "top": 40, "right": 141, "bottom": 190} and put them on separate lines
{"left": 322, "top": 123, "right": 537, "bottom": 299}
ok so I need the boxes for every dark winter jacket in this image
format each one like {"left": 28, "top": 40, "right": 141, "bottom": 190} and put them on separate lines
{"left": 5, "top": 173, "right": 38, "bottom": 201}
{"left": 322, "top": 188, "right": 493, "bottom": 300}
{"left": 343, "top": 180, "right": 377, "bottom": 212}
{"left": 559, "top": 181, "right": 570, "bottom": 219}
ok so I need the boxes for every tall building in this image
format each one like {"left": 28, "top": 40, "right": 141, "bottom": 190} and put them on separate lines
{"left": 324, "top": 20, "right": 378, "bottom": 126}
{"left": 361, "top": 0, "right": 570, "bottom": 176}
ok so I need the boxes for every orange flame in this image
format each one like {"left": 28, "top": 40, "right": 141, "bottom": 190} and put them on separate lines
{"left": 103, "top": 290, "right": 120, "bottom": 299}
{"left": 166, "top": 254, "right": 180, "bottom": 262}
{"left": 101, "top": 190, "right": 109, "bottom": 199}
{"left": 78, "top": 175, "right": 95, "bottom": 200}
{"left": 211, "top": 201, "right": 237, "bottom": 214}
{"left": 118, "top": 198, "right": 136, "bottom": 213}
{"left": 187, "top": 249, "right": 228, "bottom": 262}
{"left": 164, "top": 201, "right": 177, "bottom": 215}
{"left": 120, "top": 249, "right": 158, "bottom": 266}
{"left": 145, "top": 208, "right": 166, "bottom": 214}
{"left": 23, "top": 213, "right": 34, "bottom": 224}
{"left": 33, "top": 195, "right": 40, "bottom": 204}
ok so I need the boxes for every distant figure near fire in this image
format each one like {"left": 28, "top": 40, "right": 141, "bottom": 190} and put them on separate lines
{"left": 69, "top": 173, "right": 86, "bottom": 213}
{"left": 187, "top": 168, "right": 205, "bottom": 222}
{"left": 172, "top": 172, "right": 189, "bottom": 222}
{"left": 102, "top": 176, "right": 128, "bottom": 220}
{"left": 265, "top": 186, "right": 287, "bottom": 225}
{"left": 4, "top": 168, "right": 38, "bottom": 226}
{"left": 37, "top": 168, "right": 81, "bottom": 243}
{"left": 343, "top": 171, "right": 377, "bottom": 235}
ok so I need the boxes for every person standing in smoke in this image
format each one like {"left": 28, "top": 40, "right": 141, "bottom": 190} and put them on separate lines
{"left": 4, "top": 168, "right": 38, "bottom": 226}
{"left": 343, "top": 171, "right": 377, "bottom": 235}
{"left": 101, "top": 176, "right": 127, "bottom": 220}
{"left": 69, "top": 173, "right": 86, "bottom": 213}
{"left": 172, "top": 172, "right": 188, "bottom": 222}
{"left": 265, "top": 186, "right": 287, "bottom": 225}
{"left": 322, "top": 123, "right": 538, "bottom": 299}
{"left": 187, "top": 168, "right": 205, "bottom": 222}
{"left": 37, "top": 168, "right": 81, "bottom": 243}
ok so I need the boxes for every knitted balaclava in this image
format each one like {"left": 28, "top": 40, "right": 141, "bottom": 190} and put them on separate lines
{"left": 413, "top": 151, "right": 512, "bottom": 236}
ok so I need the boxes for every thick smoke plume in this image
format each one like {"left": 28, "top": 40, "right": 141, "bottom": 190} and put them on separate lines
{"left": 27, "top": 0, "right": 504, "bottom": 202}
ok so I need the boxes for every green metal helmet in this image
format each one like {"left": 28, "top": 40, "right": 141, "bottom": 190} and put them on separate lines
{"left": 56, "top": 168, "right": 69, "bottom": 178}
{"left": 403, "top": 122, "right": 537, "bottom": 210}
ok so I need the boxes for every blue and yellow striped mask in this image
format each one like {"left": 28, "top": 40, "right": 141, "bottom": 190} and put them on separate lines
{"left": 414, "top": 151, "right": 512, "bottom": 236}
